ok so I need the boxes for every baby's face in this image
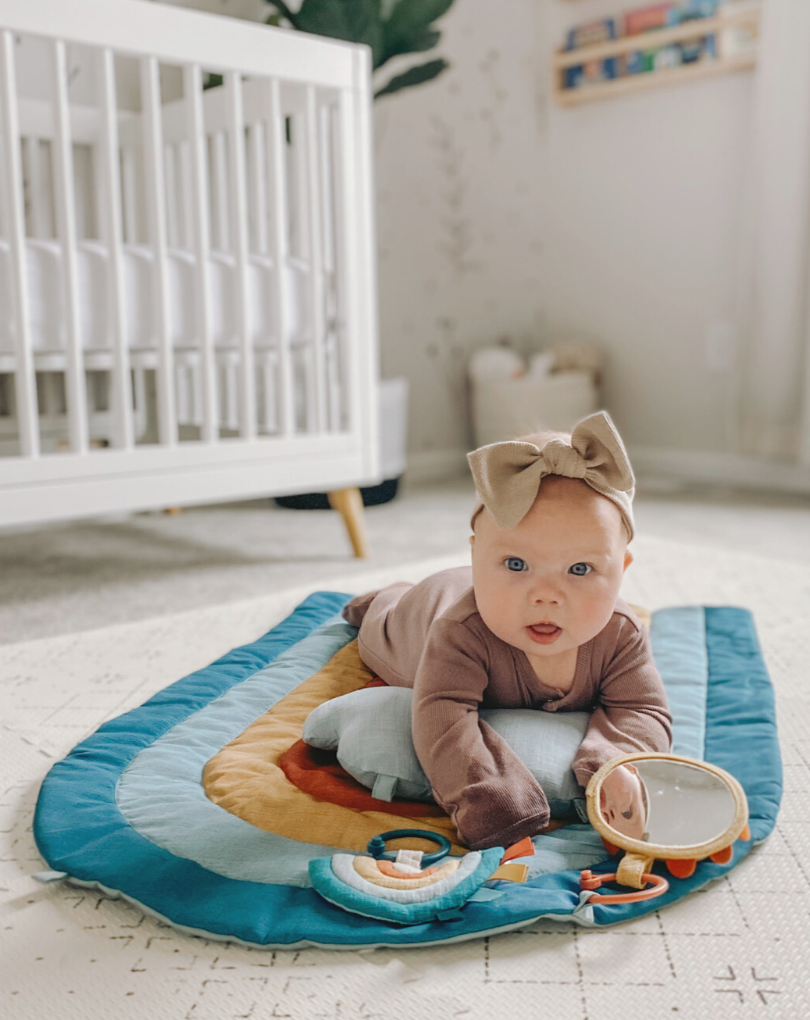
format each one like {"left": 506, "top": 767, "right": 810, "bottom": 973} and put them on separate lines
{"left": 471, "top": 477, "right": 631, "bottom": 667}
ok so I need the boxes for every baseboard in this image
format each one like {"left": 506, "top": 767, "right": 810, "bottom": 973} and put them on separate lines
{"left": 629, "top": 445, "right": 810, "bottom": 494}
{"left": 404, "top": 448, "right": 468, "bottom": 484}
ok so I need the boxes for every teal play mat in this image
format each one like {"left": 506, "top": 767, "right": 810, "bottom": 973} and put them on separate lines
{"left": 33, "top": 596, "right": 782, "bottom": 949}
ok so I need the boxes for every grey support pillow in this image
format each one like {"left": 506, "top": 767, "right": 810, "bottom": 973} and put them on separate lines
{"left": 302, "top": 686, "right": 589, "bottom": 819}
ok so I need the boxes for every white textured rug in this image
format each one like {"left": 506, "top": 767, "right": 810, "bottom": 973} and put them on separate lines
{"left": 1, "top": 539, "right": 806, "bottom": 1020}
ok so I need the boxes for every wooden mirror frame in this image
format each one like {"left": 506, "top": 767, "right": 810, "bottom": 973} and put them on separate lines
{"left": 584, "top": 752, "right": 749, "bottom": 893}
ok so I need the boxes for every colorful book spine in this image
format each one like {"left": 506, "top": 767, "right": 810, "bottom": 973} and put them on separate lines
{"left": 564, "top": 17, "right": 618, "bottom": 89}
{"left": 622, "top": 1, "right": 720, "bottom": 36}
{"left": 565, "top": 18, "right": 617, "bottom": 52}
{"left": 622, "top": 2, "right": 676, "bottom": 36}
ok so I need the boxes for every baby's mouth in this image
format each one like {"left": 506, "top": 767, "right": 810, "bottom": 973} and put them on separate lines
{"left": 526, "top": 622, "right": 562, "bottom": 645}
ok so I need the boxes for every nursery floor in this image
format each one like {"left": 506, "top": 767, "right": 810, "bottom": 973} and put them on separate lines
{"left": 1, "top": 525, "right": 809, "bottom": 1019}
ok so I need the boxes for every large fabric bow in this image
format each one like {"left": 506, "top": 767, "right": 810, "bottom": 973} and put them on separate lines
{"left": 467, "top": 411, "right": 635, "bottom": 539}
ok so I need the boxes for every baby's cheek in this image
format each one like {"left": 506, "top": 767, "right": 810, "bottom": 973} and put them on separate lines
{"left": 578, "top": 591, "right": 617, "bottom": 636}
{"left": 475, "top": 595, "right": 513, "bottom": 644}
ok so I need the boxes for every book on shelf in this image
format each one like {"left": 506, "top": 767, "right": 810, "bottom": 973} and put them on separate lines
{"left": 560, "top": 0, "right": 749, "bottom": 90}
{"left": 623, "top": 1, "right": 721, "bottom": 36}
{"left": 564, "top": 17, "right": 620, "bottom": 89}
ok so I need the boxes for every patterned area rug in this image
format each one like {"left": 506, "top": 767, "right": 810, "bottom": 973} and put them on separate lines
{"left": 1, "top": 539, "right": 807, "bottom": 1019}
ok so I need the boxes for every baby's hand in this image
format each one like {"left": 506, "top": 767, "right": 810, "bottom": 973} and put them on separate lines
{"left": 599, "top": 764, "right": 646, "bottom": 841}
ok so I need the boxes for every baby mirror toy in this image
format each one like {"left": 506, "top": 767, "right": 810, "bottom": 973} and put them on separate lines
{"left": 581, "top": 752, "right": 750, "bottom": 904}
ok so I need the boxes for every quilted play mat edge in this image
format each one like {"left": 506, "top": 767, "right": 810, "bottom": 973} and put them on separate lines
{"left": 33, "top": 593, "right": 782, "bottom": 949}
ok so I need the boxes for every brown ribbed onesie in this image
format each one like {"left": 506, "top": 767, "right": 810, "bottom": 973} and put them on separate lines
{"left": 343, "top": 566, "right": 672, "bottom": 850}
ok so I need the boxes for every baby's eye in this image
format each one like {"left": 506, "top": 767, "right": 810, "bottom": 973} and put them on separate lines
{"left": 569, "top": 562, "right": 592, "bottom": 576}
{"left": 622, "top": 809, "right": 633, "bottom": 819}
{"left": 505, "top": 557, "right": 527, "bottom": 572}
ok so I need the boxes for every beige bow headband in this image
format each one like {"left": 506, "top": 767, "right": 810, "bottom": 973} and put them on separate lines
{"left": 467, "top": 411, "right": 635, "bottom": 540}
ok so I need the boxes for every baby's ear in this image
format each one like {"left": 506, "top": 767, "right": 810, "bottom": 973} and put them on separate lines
{"left": 469, "top": 535, "right": 475, "bottom": 548}
{"left": 623, "top": 549, "right": 634, "bottom": 571}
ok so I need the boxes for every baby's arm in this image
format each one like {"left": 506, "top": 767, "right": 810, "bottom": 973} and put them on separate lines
{"left": 412, "top": 619, "right": 550, "bottom": 850}
{"left": 572, "top": 616, "right": 672, "bottom": 789}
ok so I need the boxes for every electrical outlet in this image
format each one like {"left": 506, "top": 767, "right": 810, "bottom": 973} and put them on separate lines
{"left": 705, "top": 321, "right": 737, "bottom": 373}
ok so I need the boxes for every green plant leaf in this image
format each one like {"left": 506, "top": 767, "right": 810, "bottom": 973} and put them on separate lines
{"left": 295, "top": 1, "right": 375, "bottom": 40}
{"left": 264, "top": 1, "right": 299, "bottom": 27}
{"left": 374, "top": 56, "right": 448, "bottom": 98}
{"left": 384, "top": 0, "right": 454, "bottom": 35}
{"left": 290, "top": 0, "right": 384, "bottom": 66}
{"left": 376, "top": 26, "right": 440, "bottom": 67}
{"left": 381, "top": 0, "right": 454, "bottom": 65}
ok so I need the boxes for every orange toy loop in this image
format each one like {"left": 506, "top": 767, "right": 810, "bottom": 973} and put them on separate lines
{"left": 579, "top": 869, "right": 669, "bottom": 904}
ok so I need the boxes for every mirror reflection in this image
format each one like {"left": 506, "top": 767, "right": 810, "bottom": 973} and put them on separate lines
{"left": 599, "top": 758, "right": 737, "bottom": 847}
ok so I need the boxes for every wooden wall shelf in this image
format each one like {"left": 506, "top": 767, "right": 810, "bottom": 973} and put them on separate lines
{"left": 553, "top": 4, "right": 761, "bottom": 106}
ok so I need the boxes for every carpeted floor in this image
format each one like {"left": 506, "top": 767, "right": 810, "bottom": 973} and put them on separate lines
{"left": 0, "top": 480, "right": 473, "bottom": 644}
{"left": 1, "top": 494, "right": 808, "bottom": 1018}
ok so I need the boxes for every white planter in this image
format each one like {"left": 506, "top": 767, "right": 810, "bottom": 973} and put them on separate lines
{"left": 471, "top": 369, "right": 597, "bottom": 448}
{"left": 379, "top": 376, "right": 409, "bottom": 479}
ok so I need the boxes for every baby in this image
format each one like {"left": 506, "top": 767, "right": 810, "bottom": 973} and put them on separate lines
{"left": 342, "top": 411, "right": 672, "bottom": 850}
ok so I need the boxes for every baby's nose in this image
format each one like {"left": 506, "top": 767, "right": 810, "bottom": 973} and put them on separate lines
{"left": 529, "top": 578, "right": 563, "bottom": 603}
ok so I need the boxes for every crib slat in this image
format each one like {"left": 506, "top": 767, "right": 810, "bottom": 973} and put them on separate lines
{"left": 140, "top": 55, "right": 177, "bottom": 446}
{"left": 305, "top": 86, "right": 327, "bottom": 434}
{"left": 0, "top": 31, "right": 39, "bottom": 457}
{"left": 121, "top": 148, "right": 137, "bottom": 244}
{"left": 319, "top": 105, "right": 336, "bottom": 276}
{"left": 51, "top": 40, "right": 89, "bottom": 455}
{"left": 211, "top": 131, "right": 228, "bottom": 252}
{"left": 265, "top": 78, "right": 294, "bottom": 437}
{"left": 248, "top": 122, "right": 268, "bottom": 256}
{"left": 164, "top": 142, "right": 179, "bottom": 249}
{"left": 337, "top": 74, "right": 378, "bottom": 450}
{"left": 97, "top": 46, "right": 134, "bottom": 451}
{"left": 321, "top": 103, "right": 341, "bottom": 431}
{"left": 24, "top": 137, "right": 49, "bottom": 239}
{"left": 179, "top": 141, "right": 194, "bottom": 251}
{"left": 183, "top": 62, "right": 217, "bottom": 443}
{"left": 224, "top": 71, "right": 255, "bottom": 440}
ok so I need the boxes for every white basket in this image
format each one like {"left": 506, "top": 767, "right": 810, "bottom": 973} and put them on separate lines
{"left": 379, "top": 377, "right": 409, "bottom": 479}
{"left": 470, "top": 369, "right": 597, "bottom": 448}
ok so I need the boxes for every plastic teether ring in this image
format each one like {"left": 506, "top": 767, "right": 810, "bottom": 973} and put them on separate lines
{"left": 367, "top": 829, "right": 452, "bottom": 867}
{"left": 579, "top": 869, "right": 669, "bottom": 903}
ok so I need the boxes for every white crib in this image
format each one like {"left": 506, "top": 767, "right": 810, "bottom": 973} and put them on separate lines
{"left": 0, "top": 0, "right": 380, "bottom": 555}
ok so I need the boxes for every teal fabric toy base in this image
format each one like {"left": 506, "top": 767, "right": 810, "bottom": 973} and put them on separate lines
{"left": 33, "top": 597, "right": 782, "bottom": 949}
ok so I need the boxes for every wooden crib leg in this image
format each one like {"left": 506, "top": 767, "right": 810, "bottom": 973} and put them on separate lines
{"left": 328, "top": 488, "right": 369, "bottom": 559}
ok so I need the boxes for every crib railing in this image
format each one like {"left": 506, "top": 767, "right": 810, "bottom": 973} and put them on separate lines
{"left": 0, "top": 0, "right": 379, "bottom": 526}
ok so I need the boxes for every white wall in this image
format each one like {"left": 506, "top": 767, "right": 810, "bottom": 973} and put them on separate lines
{"left": 536, "top": 0, "right": 755, "bottom": 461}
{"left": 372, "top": 0, "right": 757, "bottom": 473}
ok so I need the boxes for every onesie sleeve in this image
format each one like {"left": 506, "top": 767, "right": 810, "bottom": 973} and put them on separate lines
{"left": 572, "top": 617, "right": 673, "bottom": 787}
{"left": 411, "top": 619, "right": 550, "bottom": 850}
